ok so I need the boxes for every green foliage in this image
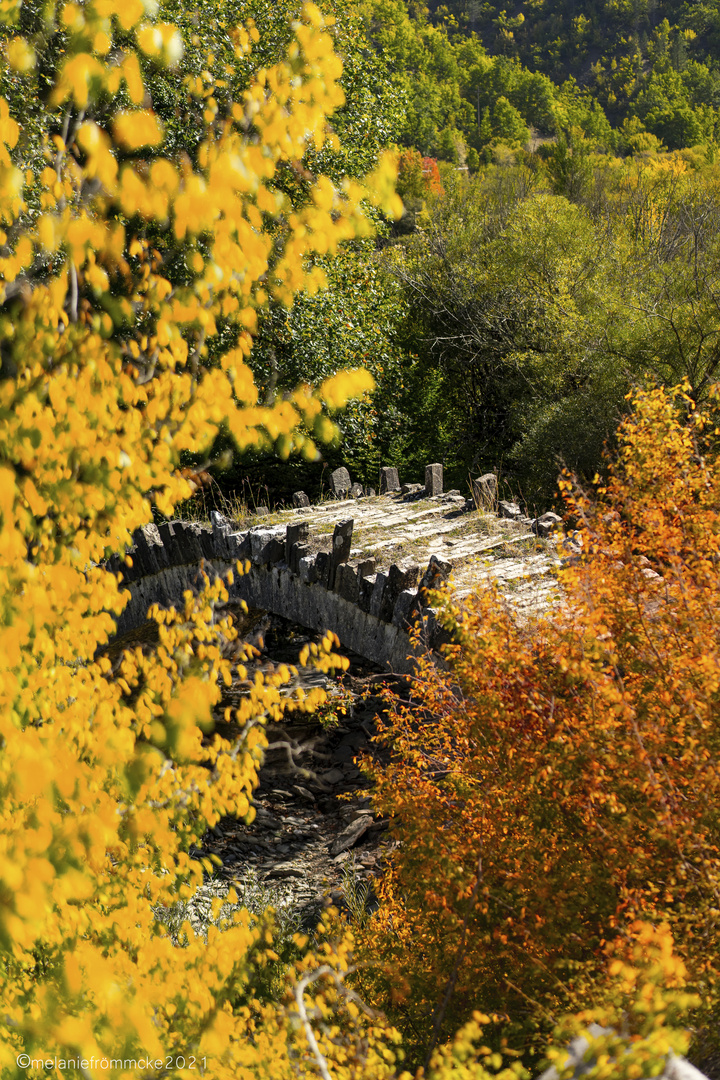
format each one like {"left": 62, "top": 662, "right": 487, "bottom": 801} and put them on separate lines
{"left": 357, "top": 0, "right": 587, "bottom": 163}
{"left": 357, "top": 0, "right": 720, "bottom": 163}
{"left": 423, "top": 0, "right": 720, "bottom": 144}
{"left": 380, "top": 149, "right": 720, "bottom": 503}
{"left": 382, "top": 167, "right": 625, "bottom": 500}
{"left": 128, "top": 0, "right": 411, "bottom": 501}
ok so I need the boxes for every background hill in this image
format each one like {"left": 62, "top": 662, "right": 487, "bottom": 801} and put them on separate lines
{"left": 357, "top": 0, "right": 720, "bottom": 160}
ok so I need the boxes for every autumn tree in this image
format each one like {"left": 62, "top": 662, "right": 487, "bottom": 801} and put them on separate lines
{"left": 0, "top": 0, "right": 412, "bottom": 1073}
{"left": 143, "top": 0, "right": 410, "bottom": 499}
{"left": 357, "top": 381, "right": 720, "bottom": 1066}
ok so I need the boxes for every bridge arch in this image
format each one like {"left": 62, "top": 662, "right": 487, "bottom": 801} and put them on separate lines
{"left": 107, "top": 516, "right": 443, "bottom": 673}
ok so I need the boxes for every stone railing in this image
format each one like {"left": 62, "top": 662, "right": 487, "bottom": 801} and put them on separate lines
{"left": 107, "top": 512, "right": 453, "bottom": 674}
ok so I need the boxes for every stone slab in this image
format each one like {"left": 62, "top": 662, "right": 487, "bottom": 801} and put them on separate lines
{"left": 329, "top": 519, "right": 354, "bottom": 589}
{"left": 471, "top": 473, "right": 498, "bottom": 510}
{"left": 330, "top": 467, "right": 351, "bottom": 498}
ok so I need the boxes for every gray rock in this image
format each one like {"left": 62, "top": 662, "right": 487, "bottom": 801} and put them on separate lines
{"left": 315, "top": 551, "right": 331, "bottom": 588}
{"left": 471, "top": 473, "right": 498, "bottom": 510}
{"left": 350, "top": 483, "right": 364, "bottom": 498}
{"left": 173, "top": 522, "right": 204, "bottom": 564}
{"left": 255, "top": 505, "right": 270, "bottom": 517}
{"left": 250, "top": 530, "right": 284, "bottom": 566}
{"left": 211, "top": 509, "right": 230, "bottom": 533}
{"left": 335, "top": 563, "right": 359, "bottom": 603}
{"left": 290, "top": 542, "right": 310, "bottom": 574}
{"left": 379, "top": 466, "right": 400, "bottom": 494}
{"left": 157, "top": 520, "right": 176, "bottom": 553}
{"left": 293, "top": 491, "right": 310, "bottom": 508}
{"left": 499, "top": 500, "right": 522, "bottom": 520}
{"left": 417, "top": 606, "right": 438, "bottom": 648}
{"left": 329, "top": 816, "right": 371, "bottom": 857}
{"left": 392, "top": 588, "right": 419, "bottom": 628}
{"left": 200, "top": 529, "right": 216, "bottom": 560}
{"left": 401, "top": 483, "right": 424, "bottom": 496}
{"left": 330, "top": 466, "right": 351, "bottom": 499}
{"left": 231, "top": 532, "right": 252, "bottom": 561}
{"left": 358, "top": 572, "right": 377, "bottom": 613}
{"left": 425, "top": 462, "right": 443, "bottom": 496}
{"left": 298, "top": 555, "right": 316, "bottom": 584}
{"left": 265, "top": 863, "right": 305, "bottom": 880}
{"left": 419, "top": 554, "right": 452, "bottom": 604}
{"left": 144, "top": 523, "right": 171, "bottom": 569}
{"left": 329, "top": 519, "right": 353, "bottom": 588}
{"left": 319, "top": 768, "right": 344, "bottom": 786}
{"left": 536, "top": 1026, "right": 710, "bottom": 1080}
{"left": 365, "top": 487, "right": 376, "bottom": 497}
{"left": 357, "top": 558, "right": 376, "bottom": 579}
{"left": 533, "top": 512, "right": 562, "bottom": 538}
{"left": 286, "top": 521, "right": 309, "bottom": 564}
{"left": 537, "top": 1025, "right": 613, "bottom": 1080}
{"left": 663, "top": 1058, "right": 711, "bottom": 1080}
{"left": 141, "top": 522, "right": 162, "bottom": 545}
{"left": 210, "top": 510, "right": 235, "bottom": 559}
{"left": 369, "top": 571, "right": 388, "bottom": 618}
{"left": 380, "top": 563, "right": 419, "bottom": 622}
{"left": 131, "top": 526, "right": 162, "bottom": 576}
{"left": 105, "top": 552, "right": 124, "bottom": 578}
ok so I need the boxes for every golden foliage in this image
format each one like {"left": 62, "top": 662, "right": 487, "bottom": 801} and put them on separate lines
{"left": 0, "top": 0, "right": 404, "bottom": 1072}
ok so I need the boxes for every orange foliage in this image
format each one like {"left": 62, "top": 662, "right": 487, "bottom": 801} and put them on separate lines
{"left": 422, "top": 156, "right": 445, "bottom": 196}
{"left": 396, "top": 147, "right": 445, "bottom": 200}
{"left": 358, "top": 383, "right": 720, "bottom": 1062}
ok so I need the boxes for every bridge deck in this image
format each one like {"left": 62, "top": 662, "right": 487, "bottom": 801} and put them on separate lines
{"left": 241, "top": 490, "right": 563, "bottom": 621}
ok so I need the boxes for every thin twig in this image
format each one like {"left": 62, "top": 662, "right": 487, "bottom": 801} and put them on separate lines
{"left": 69, "top": 261, "right": 78, "bottom": 323}
{"left": 293, "top": 965, "right": 337, "bottom": 1080}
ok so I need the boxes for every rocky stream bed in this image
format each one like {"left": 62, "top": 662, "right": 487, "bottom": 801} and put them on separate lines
{"left": 111, "top": 610, "right": 400, "bottom": 937}
{"left": 201, "top": 611, "right": 398, "bottom": 932}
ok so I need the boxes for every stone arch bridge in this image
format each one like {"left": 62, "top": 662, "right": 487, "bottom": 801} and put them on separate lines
{"left": 109, "top": 486, "right": 563, "bottom": 674}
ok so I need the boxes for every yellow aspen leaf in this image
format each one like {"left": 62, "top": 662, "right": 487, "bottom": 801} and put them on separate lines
{"left": 4, "top": 36, "right": 34, "bottom": 72}
{"left": 113, "top": 110, "right": 164, "bottom": 149}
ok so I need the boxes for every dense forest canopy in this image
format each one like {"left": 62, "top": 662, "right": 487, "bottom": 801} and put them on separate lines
{"left": 366, "top": 0, "right": 720, "bottom": 155}
{"left": 87, "top": 0, "right": 720, "bottom": 509}
{"left": 352, "top": 0, "right": 720, "bottom": 169}
{"left": 290, "top": 0, "right": 720, "bottom": 508}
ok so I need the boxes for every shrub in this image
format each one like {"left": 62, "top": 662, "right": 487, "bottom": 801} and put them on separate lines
{"left": 358, "top": 382, "right": 720, "bottom": 1065}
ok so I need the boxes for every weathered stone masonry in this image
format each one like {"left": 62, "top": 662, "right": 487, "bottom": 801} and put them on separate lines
{"left": 108, "top": 513, "right": 452, "bottom": 674}
{"left": 107, "top": 451, "right": 568, "bottom": 673}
